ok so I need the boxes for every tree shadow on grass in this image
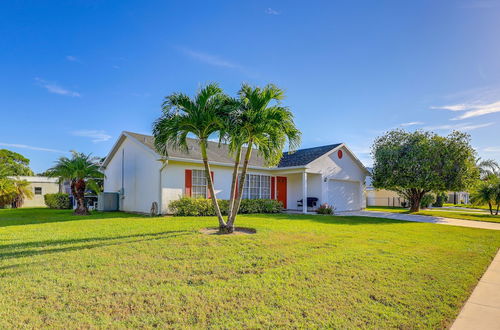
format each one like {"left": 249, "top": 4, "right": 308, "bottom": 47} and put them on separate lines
{"left": 0, "top": 208, "right": 147, "bottom": 228}
{"left": 0, "top": 230, "right": 192, "bottom": 262}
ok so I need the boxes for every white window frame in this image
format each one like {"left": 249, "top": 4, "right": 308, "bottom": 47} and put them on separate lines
{"left": 242, "top": 174, "right": 271, "bottom": 199}
{"left": 192, "top": 169, "right": 208, "bottom": 198}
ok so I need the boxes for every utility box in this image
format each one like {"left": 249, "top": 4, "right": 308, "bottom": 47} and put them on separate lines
{"left": 97, "top": 192, "right": 119, "bottom": 211}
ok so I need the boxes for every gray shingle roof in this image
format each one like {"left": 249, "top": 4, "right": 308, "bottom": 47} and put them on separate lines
{"left": 277, "top": 144, "right": 342, "bottom": 167}
{"left": 125, "top": 131, "right": 268, "bottom": 167}
{"left": 125, "top": 131, "right": 341, "bottom": 168}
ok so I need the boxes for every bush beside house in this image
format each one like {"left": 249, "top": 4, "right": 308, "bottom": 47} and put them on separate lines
{"left": 44, "top": 193, "right": 71, "bottom": 209}
{"left": 169, "top": 197, "right": 282, "bottom": 216}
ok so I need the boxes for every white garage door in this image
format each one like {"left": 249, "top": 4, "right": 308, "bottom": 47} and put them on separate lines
{"left": 327, "top": 180, "right": 361, "bottom": 212}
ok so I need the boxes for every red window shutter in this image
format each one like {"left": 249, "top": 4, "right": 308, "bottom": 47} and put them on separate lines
{"left": 208, "top": 171, "right": 214, "bottom": 198}
{"left": 235, "top": 176, "right": 239, "bottom": 199}
{"left": 185, "top": 169, "right": 192, "bottom": 197}
{"left": 271, "top": 176, "right": 276, "bottom": 199}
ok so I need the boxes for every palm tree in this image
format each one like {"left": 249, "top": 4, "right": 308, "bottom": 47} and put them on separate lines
{"left": 477, "top": 159, "right": 500, "bottom": 181}
{"left": 153, "top": 83, "right": 229, "bottom": 228}
{"left": 11, "top": 179, "right": 33, "bottom": 208}
{"left": 224, "top": 84, "right": 301, "bottom": 232}
{"left": 0, "top": 177, "right": 32, "bottom": 208}
{"left": 473, "top": 181, "right": 500, "bottom": 215}
{"left": 47, "top": 151, "right": 103, "bottom": 215}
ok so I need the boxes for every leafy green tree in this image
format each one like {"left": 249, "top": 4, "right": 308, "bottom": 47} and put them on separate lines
{"left": 153, "top": 83, "right": 229, "bottom": 227}
{"left": 372, "top": 130, "right": 479, "bottom": 212}
{"left": 223, "top": 84, "right": 301, "bottom": 232}
{"left": 0, "top": 149, "right": 34, "bottom": 176}
{"left": 46, "top": 151, "right": 103, "bottom": 215}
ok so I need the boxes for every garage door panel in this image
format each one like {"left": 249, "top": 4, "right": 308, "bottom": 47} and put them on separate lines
{"left": 328, "top": 180, "right": 360, "bottom": 212}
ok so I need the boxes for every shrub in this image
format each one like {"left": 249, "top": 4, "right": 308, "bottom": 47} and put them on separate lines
{"left": 44, "top": 193, "right": 71, "bottom": 209}
{"left": 316, "top": 203, "right": 334, "bottom": 215}
{"left": 420, "top": 193, "right": 436, "bottom": 209}
{"left": 169, "top": 197, "right": 282, "bottom": 216}
{"left": 432, "top": 192, "right": 448, "bottom": 207}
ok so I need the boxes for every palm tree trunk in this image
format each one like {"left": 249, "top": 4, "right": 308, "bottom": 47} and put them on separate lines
{"left": 74, "top": 179, "right": 89, "bottom": 215}
{"left": 496, "top": 203, "right": 499, "bottom": 216}
{"left": 488, "top": 202, "right": 493, "bottom": 215}
{"left": 227, "top": 145, "right": 242, "bottom": 223}
{"left": 200, "top": 140, "right": 226, "bottom": 229}
{"left": 228, "top": 139, "right": 253, "bottom": 227}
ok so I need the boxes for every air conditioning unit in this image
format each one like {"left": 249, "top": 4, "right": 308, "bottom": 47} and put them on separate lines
{"left": 97, "top": 192, "right": 119, "bottom": 211}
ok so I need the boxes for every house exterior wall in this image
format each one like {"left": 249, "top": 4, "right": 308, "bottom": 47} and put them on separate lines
{"left": 102, "top": 135, "right": 368, "bottom": 214}
{"left": 161, "top": 161, "right": 274, "bottom": 213}
{"left": 103, "top": 137, "right": 161, "bottom": 214}
{"left": 14, "top": 176, "right": 60, "bottom": 207}
{"left": 307, "top": 146, "right": 367, "bottom": 211}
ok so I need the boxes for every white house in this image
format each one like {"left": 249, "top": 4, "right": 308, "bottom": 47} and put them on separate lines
{"left": 101, "top": 131, "right": 370, "bottom": 214}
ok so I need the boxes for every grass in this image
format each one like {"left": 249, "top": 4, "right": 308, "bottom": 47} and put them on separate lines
{"left": 0, "top": 208, "right": 499, "bottom": 328}
{"left": 443, "top": 203, "right": 492, "bottom": 211}
{"left": 367, "top": 206, "right": 500, "bottom": 224}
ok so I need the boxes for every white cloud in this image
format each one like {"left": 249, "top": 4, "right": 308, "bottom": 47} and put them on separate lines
{"left": 35, "top": 78, "right": 81, "bottom": 97}
{"left": 431, "top": 100, "right": 500, "bottom": 120}
{"left": 265, "top": 8, "right": 280, "bottom": 15}
{"left": 424, "top": 122, "right": 494, "bottom": 132}
{"left": 484, "top": 146, "right": 500, "bottom": 153}
{"left": 0, "top": 142, "right": 65, "bottom": 153}
{"left": 72, "top": 130, "right": 111, "bottom": 143}
{"left": 177, "top": 47, "right": 242, "bottom": 69}
{"left": 66, "top": 55, "right": 79, "bottom": 62}
{"left": 400, "top": 121, "right": 424, "bottom": 127}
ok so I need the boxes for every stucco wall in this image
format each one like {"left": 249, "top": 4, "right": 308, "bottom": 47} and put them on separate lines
{"left": 161, "top": 161, "right": 274, "bottom": 213}
{"left": 103, "top": 137, "right": 161, "bottom": 214}
{"left": 23, "top": 180, "right": 59, "bottom": 207}
{"left": 308, "top": 146, "right": 367, "bottom": 211}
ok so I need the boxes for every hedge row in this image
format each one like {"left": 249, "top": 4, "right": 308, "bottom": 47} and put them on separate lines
{"left": 169, "top": 197, "right": 282, "bottom": 216}
{"left": 44, "top": 193, "right": 71, "bottom": 209}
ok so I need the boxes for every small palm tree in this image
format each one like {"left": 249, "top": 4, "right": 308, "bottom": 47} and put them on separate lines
{"left": 224, "top": 84, "right": 301, "bottom": 232}
{"left": 0, "top": 178, "right": 33, "bottom": 208}
{"left": 477, "top": 159, "right": 500, "bottom": 181}
{"left": 11, "top": 179, "right": 33, "bottom": 208}
{"left": 153, "top": 83, "right": 229, "bottom": 228}
{"left": 47, "top": 151, "right": 103, "bottom": 215}
{"left": 473, "top": 181, "right": 500, "bottom": 215}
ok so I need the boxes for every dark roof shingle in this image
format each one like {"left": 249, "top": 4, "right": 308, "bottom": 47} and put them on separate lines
{"left": 277, "top": 144, "right": 342, "bottom": 167}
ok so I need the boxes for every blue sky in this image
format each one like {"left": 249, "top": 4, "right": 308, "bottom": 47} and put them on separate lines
{"left": 1, "top": 0, "right": 499, "bottom": 173}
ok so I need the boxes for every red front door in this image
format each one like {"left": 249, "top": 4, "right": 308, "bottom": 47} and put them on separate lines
{"left": 276, "top": 176, "right": 287, "bottom": 209}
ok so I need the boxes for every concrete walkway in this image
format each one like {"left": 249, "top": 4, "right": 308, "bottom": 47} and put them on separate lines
{"left": 339, "top": 210, "right": 500, "bottom": 230}
{"left": 451, "top": 250, "right": 500, "bottom": 330}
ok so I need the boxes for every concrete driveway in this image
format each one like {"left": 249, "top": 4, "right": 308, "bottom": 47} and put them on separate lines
{"left": 339, "top": 210, "right": 500, "bottom": 231}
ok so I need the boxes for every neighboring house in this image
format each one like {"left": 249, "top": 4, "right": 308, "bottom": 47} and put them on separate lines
{"left": 365, "top": 172, "right": 406, "bottom": 207}
{"left": 12, "top": 176, "right": 60, "bottom": 207}
{"left": 365, "top": 170, "right": 470, "bottom": 206}
{"left": 447, "top": 191, "right": 470, "bottom": 205}
{"left": 101, "top": 131, "right": 370, "bottom": 214}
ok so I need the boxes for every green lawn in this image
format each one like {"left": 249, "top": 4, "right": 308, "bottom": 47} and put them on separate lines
{"left": 1, "top": 208, "right": 499, "bottom": 328}
{"left": 443, "top": 203, "right": 492, "bottom": 211}
{"left": 367, "top": 206, "right": 500, "bottom": 224}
